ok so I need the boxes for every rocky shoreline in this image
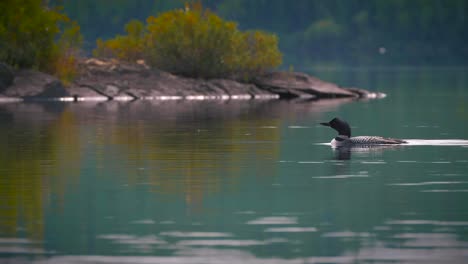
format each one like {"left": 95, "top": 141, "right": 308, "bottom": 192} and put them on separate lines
{"left": 0, "top": 59, "right": 385, "bottom": 102}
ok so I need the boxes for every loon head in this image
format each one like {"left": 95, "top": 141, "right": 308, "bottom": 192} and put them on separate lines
{"left": 320, "top": 117, "right": 351, "bottom": 137}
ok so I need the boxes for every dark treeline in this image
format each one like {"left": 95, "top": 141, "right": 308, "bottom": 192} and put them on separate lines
{"left": 53, "top": 0, "right": 468, "bottom": 67}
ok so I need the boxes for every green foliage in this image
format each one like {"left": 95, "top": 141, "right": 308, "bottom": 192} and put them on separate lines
{"left": 94, "top": 3, "right": 282, "bottom": 79}
{"left": 213, "top": 0, "right": 468, "bottom": 65}
{"left": 0, "top": 0, "right": 83, "bottom": 83}
{"left": 0, "top": 0, "right": 64, "bottom": 68}
{"left": 304, "top": 19, "right": 342, "bottom": 40}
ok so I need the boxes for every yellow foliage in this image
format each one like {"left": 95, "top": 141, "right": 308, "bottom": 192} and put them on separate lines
{"left": 50, "top": 21, "right": 83, "bottom": 85}
{"left": 145, "top": 6, "right": 239, "bottom": 78}
{"left": 228, "top": 31, "right": 282, "bottom": 79}
{"left": 93, "top": 20, "right": 146, "bottom": 62}
{"left": 93, "top": 3, "right": 282, "bottom": 79}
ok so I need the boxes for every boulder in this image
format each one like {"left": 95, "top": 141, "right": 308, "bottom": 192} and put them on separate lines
{"left": 253, "top": 71, "right": 356, "bottom": 99}
{"left": 0, "top": 62, "right": 14, "bottom": 92}
{"left": 2, "top": 70, "right": 70, "bottom": 99}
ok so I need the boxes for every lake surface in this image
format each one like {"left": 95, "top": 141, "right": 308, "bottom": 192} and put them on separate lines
{"left": 1, "top": 67, "right": 468, "bottom": 263}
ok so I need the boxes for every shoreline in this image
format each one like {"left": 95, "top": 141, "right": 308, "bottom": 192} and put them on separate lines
{"left": 0, "top": 59, "right": 385, "bottom": 103}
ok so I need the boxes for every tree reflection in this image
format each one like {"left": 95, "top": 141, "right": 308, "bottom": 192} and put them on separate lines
{"left": 0, "top": 103, "right": 85, "bottom": 245}
{"left": 0, "top": 98, "right": 355, "bottom": 249}
{"left": 67, "top": 101, "right": 283, "bottom": 213}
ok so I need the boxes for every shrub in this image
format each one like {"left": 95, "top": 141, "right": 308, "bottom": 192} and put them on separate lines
{"left": 0, "top": 0, "right": 64, "bottom": 68}
{"left": 0, "top": 0, "right": 83, "bottom": 83}
{"left": 94, "top": 3, "right": 282, "bottom": 79}
{"left": 145, "top": 4, "right": 239, "bottom": 78}
{"left": 228, "top": 30, "right": 282, "bottom": 79}
{"left": 50, "top": 21, "right": 83, "bottom": 85}
{"left": 94, "top": 20, "right": 146, "bottom": 61}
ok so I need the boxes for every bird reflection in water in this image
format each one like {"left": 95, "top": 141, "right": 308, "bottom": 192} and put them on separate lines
{"left": 331, "top": 144, "right": 404, "bottom": 160}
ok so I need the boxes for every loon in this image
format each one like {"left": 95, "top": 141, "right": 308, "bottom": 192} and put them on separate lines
{"left": 320, "top": 117, "right": 407, "bottom": 147}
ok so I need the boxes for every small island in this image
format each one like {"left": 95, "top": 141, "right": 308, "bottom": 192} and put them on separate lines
{"left": 0, "top": 2, "right": 383, "bottom": 102}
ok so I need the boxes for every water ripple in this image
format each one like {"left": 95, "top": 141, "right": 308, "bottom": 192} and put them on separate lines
{"left": 386, "top": 220, "right": 468, "bottom": 226}
{"left": 131, "top": 219, "right": 155, "bottom": 224}
{"left": 246, "top": 216, "right": 297, "bottom": 225}
{"left": 264, "top": 227, "right": 317, "bottom": 233}
{"left": 421, "top": 189, "right": 468, "bottom": 193}
{"left": 393, "top": 233, "right": 468, "bottom": 249}
{"left": 176, "top": 239, "right": 285, "bottom": 247}
{"left": 405, "top": 139, "right": 468, "bottom": 146}
{"left": 360, "top": 161, "right": 387, "bottom": 164}
{"left": 313, "top": 174, "right": 368, "bottom": 179}
{"left": 388, "top": 181, "right": 467, "bottom": 186}
{"left": 97, "top": 234, "right": 166, "bottom": 245}
{"left": 323, "top": 231, "right": 372, "bottom": 238}
{"left": 160, "top": 232, "right": 232, "bottom": 238}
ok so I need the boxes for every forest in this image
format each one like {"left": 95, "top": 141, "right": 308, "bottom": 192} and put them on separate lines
{"left": 52, "top": 0, "right": 468, "bottom": 67}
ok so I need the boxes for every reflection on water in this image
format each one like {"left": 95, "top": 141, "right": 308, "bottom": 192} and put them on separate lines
{"left": 331, "top": 145, "right": 404, "bottom": 160}
{"left": 1, "top": 68, "right": 468, "bottom": 263}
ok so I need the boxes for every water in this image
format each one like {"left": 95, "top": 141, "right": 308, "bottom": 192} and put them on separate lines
{"left": 1, "top": 67, "right": 468, "bottom": 263}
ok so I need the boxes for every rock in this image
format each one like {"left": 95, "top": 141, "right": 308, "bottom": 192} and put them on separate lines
{"left": 0, "top": 58, "right": 380, "bottom": 102}
{"left": 74, "top": 60, "right": 278, "bottom": 100}
{"left": 75, "top": 67, "right": 185, "bottom": 99}
{"left": 82, "top": 58, "right": 149, "bottom": 75}
{"left": 3, "top": 70, "right": 70, "bottom": 99}
{"left": 31, "top": 81, "right": 70, "bottom": 99}
{"left": 203, "top": 79, "right": 277, "bottom": 99}
{"left": 253, "top": 71, "right": 356, "bottom": 99}
{"left": 66, "top": 85, "right": 109, "bottom": 101}
{"left": 0, "top": 62, "right": 15, "bottom": 92}
{"left": 345, "top": 87, "right": 386, "bottom": 99}
{"left": 71, "top": 59, "right": 379, "bottom": 101}
{"left": 0, "top": 94, "right": 22, "bottom": 102}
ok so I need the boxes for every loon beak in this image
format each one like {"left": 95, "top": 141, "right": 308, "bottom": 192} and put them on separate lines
{"left": 320, "top": 122, "right": 330, "bottom": 127}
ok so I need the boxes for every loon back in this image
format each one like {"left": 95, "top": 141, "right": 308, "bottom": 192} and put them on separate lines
{"left": 331, "top": 136, "right": 407, "bottom": 147}
{"left": 348, "top": 136, "right": 407, "bottom": 145}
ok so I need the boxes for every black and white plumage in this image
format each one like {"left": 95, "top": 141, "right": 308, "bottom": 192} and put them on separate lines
{"left": 320, "top": 117, "right": 407, "bottom": 147}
